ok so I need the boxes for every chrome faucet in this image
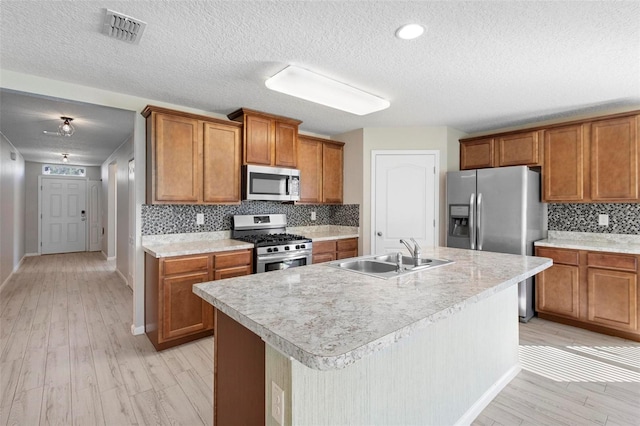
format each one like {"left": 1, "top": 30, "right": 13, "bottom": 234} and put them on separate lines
{"left": 400, "top": 238, "right": 422, "bottom": 264}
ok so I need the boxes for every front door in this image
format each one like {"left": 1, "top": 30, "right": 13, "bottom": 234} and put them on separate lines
{"left": 372, "top": 151, "right": 439, "bottom": 254}
{"left": 41, "top": 177, "right": 87, "bottom": 254}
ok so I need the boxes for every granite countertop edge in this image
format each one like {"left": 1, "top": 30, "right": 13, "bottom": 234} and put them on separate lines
{"left": 535, "top": 238, "right": 640, "bottom": 255}
{"left": 193, "top": 259, "right": 551, "bottom": 371}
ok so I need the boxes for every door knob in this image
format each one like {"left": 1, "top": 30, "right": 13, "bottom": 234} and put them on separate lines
{"left": 377, "top": 232, "right": 383, "bottom": 236}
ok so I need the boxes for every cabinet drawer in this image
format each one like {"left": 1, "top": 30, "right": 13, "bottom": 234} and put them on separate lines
{"left": 336, "top": 238, "right": 358, "bottom": 252}
{"left": 313, "top": 240, "right": 336, "bottom": 254}
{"left": 587, "top": 252, "right": 637, "bottom": 272}
{"left": 163, "top": 255, "right": 210, "bottom": 276}
{"left": 536, "top": 247, "right": 579, "bottom": 266}
{"left": 214, "top": 250, "right": 252, "bottom": 269}
{"left": 312, "top": 252, "right": 336, "bottom": 264}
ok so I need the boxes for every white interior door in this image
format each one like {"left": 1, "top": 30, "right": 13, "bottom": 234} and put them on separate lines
{"left": 372, "top": 151, "right": 438, "bottom": 255}
{"left": 41, "top": 177, "right": 87, "bottom": 254}
{"left": 128, "top": 159, "right": 135, "bottom": 289}
{"left": 88, "top": 180, "right": 101, "bottom": 251}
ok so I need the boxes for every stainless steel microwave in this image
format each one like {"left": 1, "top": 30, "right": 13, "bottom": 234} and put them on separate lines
{"left": 243, "top": 165, "right": 300, "bottom": 201}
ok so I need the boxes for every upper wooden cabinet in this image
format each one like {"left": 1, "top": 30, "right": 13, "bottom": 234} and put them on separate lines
{"left": 590, "top": 115, "right": 639, "bottom": 201}
{"left": 143, "top": 106, "right": 242, "bottom": 205}
{"left": 462, "top": 110, "right": 640, "bottom": 202}
{"left": 460, "top": 130, "right": 542, "bottom": 170}
{"left": 460, "top": 138, "right": 494, "bottom": 170}
{"left": 228, "top": 108, "right": 302, "bottom": 168}
{"left": 543, "top": 124, "right": 589, "bottom": 202}
{"left": 542, "top": 113, "right": 639, "bottom": 202}
{"left": 495, "top": 130, "right": 542, "bottom": 167}
{"left": 297, "top": 135, "right": 344, "bottom": 204}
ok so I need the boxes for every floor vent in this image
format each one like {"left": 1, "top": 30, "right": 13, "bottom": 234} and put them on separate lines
{"left": 102, "top": 9, "right": 146, "bottom": 44}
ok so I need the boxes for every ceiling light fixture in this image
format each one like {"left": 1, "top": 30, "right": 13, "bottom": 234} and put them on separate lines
{"left": 265, "top": 65, "right": 390, "bottom": 116}
{"left": 62, "top": 154, "right": 69, "bottom": 163}
{"left": 395, "top": 24, "right": 425, "bottom": 40}
{"left": 58, "top": 117, "right": 75, "bottom": 137}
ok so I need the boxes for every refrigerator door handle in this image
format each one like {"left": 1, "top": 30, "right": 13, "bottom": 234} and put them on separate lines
{"left": 469, "top": 193, "right": 476, "bottom": 250}
{"left": 477, "top": 192, "right": 483, "bottom": 250}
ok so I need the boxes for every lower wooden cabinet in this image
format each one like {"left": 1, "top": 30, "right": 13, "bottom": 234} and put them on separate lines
{"left": 535, "top": 246, "right": 639, "bottom": 341}
{"left": 312, "top": 238, "right": 358, "bottom": 264}
{"left": 145, "top": 249, "right": 252, "bottom": 350}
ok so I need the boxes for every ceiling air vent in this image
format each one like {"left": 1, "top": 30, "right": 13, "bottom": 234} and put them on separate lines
{"left": 102, "top": 9, "right": 146, "bottom": 44}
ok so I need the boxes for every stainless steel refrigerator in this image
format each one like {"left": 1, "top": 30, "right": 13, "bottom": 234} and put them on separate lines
{"left": 446, "top": 165, "right": 546, "bottom": 322}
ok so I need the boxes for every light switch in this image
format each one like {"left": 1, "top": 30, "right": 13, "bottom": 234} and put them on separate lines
{"left": 598, "top": 214, "right": 609, "bottom": 226}
{"left": 311, "top": 211, "right": 316, "bottom": 221}
{"left": 196, "top": 213, "right": 204, "bottom": 225}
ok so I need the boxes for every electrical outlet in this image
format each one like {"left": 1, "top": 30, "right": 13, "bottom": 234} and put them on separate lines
{"left": 196, "top": 213, "right": 204, "bottom": 225}
{"left": 311, "top": 211, "right": 316, "bottom": 221}
{"left": 598, "top": 214, "right": 609, "bottom": 226}
{"left": 271, "top": 381, "right": 284, "bottom": 425}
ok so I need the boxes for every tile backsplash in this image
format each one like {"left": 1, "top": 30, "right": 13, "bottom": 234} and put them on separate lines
{"left": 142, "top": 201, "right": 359, "bottom": 235}
{"left": 548, "top": 203, "right": 640, "bottom": 234}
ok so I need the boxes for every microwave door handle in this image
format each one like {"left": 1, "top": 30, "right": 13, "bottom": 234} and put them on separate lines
{"left": 285, "top": 176, "right": 290, "bottom": 195}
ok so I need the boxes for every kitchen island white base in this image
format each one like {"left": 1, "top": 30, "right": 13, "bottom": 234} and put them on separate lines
{"left": 265, "top": 285, "right": 519, "bottom": 425}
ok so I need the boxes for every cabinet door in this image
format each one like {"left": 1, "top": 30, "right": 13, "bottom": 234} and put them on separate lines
{"left": 496, "top": 131, "right": 542, "bottom": 167}
{"left": 162, "top": 272, "right": 213, "bottom": 341}
{"left": 274, "top": 121, "right": 298, "bottom": 168}
{"left": 244, "top": 115, "right": 272, "bottom": 165}
{"left": 203, "top": 122, "right": 242, "bottom": 203}
{"left": 322, "top": 142, "right": 344, "bottom": 204}
{"left": 154, "top": 113, "right": 201, "bottom": 203}
{"left": 536, "top": 264, "right": 580, "bottom": 319}
{"left": 591, "top": 115, "right": 639, "bottom": 201}
{"left": 543, "top": 124, "right": 587, "bottom": 202}
{"left": 460, "top": 139, "right": 494, "bottom": 170}
{"left": 588, "top": 268, "right": 637, "bottom": 331}
{"left": 297, "top": 137, "right": 323, "bottom": 203}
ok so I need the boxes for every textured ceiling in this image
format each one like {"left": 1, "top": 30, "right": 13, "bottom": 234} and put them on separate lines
{"left": 1, "top": 1, "right": 639, "bottom": 164}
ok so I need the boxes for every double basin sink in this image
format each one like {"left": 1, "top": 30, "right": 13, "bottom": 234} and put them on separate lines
{"left": 327, "top": 254, "right": 453, "bottom": 279}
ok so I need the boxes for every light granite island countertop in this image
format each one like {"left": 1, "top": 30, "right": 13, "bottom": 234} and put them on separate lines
{"left": 194, "top": 247, "right": 551, "bottom": 425}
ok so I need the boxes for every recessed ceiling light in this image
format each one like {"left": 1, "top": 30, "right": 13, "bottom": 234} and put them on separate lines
{"left": 265, "top": 65, "right": 390, "bottom": 116}
{"left": 395, "top": 24, "right": 425, "bottom": 40}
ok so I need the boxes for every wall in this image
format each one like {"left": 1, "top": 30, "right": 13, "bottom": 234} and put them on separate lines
{"left": 337, "top": 129, "right": 365, "bottom": 254}
{"left": 0, "top": 133, "right": 25, "bottom": 286}
{"left": 549, "top": 203, "right": 640, "bottom": 234}
{"left": 24, "top": 161, "right": 101, "bottom": 254}
{"left": 101, "top": 135, "right": 134, "bottom": 280}
{"left": 142, "top": 202, "right": 359, "bottom": 235}
{"left": 336, "top": 127, "right": 466, "bottom": 255}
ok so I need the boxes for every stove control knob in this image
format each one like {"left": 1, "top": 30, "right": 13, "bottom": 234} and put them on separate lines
{"left": 285, "top": 246, "right": 290, "bottom": 251}
{"left": 267, "top": 248, "right": 273, "bottom": 253}
{"left": 300, "top": 244, "right": 306, "bottom": 249}
{"left": 273, "top": 247, "right": 279, "bottom": 252}
{"left": 295, "top": 245, "right": 300, "bottom": 249}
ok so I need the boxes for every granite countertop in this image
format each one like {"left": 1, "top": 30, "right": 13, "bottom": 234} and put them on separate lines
{"left": 535, "top": 231, "right": 640, "bottom": 255}
{"left": 142, "top": 226, "right": 360, "bottom": 258}
{"left": 193, "top": 247, "right": 551, "bottom": 371}
{"left": 289, "top": 225, "right": 359, "bottom": 242}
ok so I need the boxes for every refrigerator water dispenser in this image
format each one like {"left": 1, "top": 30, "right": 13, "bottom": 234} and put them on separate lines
{"left": 449, "top": 205, "right": 469, "bottom": 237}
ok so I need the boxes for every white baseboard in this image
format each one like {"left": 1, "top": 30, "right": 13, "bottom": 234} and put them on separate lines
{"left": 1, "top": 254, "right": 28, "bottom": 291}
{"left": 24, "top": 252, "right": 40, "bottom": 257}
{"left": 101, "top": 251, "right": 116, "bottom": 261}
{"left": 115, "top": 268, "right": 127, "bottom": 284}
{"left": 454, "top": 364, "right": 521, "bottom": 426}
{"left": 131, "top": 324, "right": 145, "bottom": 335}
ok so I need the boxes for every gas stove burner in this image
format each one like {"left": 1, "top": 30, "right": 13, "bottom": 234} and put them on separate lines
{"left": 235, "top": 233, "right": 311, "bottom": 247}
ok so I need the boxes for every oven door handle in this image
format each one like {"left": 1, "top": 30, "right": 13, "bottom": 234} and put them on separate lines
{"left": 258, "top": 251, "right": 312, "bottom": 263}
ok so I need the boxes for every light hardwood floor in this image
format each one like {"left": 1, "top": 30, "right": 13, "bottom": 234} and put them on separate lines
{"left": 1, "top": 253, "right": 638, "bottom": 425}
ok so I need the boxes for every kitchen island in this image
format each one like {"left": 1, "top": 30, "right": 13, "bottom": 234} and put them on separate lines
{"left": 193, "top": 246, "right": 551, "bottom": 425}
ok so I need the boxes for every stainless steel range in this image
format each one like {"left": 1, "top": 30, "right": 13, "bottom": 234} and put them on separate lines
{"left": 232, "top": 214, "right": 312, "bottom": 273}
